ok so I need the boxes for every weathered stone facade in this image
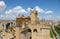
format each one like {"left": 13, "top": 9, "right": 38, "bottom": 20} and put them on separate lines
{"left": 0, "top": 8, "right": 51, "bottom": 39}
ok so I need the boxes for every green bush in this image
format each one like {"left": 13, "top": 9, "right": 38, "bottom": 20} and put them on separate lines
{"left": 55, "top": 26, "right": 60, "bottom": 35}
{"left": 50, "top": 28, "right": 53, "bottom": 38}
{"left": 50, "top": 26, "right": 56, "bottom": 38}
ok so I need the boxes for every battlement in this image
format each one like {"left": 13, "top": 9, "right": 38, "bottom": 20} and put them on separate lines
{"left": 30, "top": 8, "right": 37, "bottom": 14}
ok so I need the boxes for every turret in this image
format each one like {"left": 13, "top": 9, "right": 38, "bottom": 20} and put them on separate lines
{"left": 30, "top": 8, "right": 38, "bottom": 24}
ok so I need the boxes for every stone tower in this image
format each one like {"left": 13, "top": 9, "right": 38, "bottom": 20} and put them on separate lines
{"left": 30, "top": 8, "right": 37, "bottom": 24}
{"left": 28, "top": 8, "right": 41, "bottom": 39}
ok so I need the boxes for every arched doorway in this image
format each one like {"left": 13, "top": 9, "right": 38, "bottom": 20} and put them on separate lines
{"left": 33, "top": 29, "right": 37, "bottom": 33}
{"left": 21, "top": 29, "right": 32, "bottom": 39}
{"left": 28, "top": 29, "right": 31, "bottom": 32}
{"left": 26, "top": 29, "right": 32, "bottom": 39}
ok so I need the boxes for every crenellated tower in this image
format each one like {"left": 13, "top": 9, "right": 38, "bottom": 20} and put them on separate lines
{"left": 30, "top": 8, "right": 38, "bottom": 24}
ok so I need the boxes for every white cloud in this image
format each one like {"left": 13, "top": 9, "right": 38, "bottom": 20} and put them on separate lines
{"left": 27, "top": 6, "right": 45, "bottom": 13}
{"left": 27, "top": 6, "right": 53, "bottom": 14}
{"left": 45, "top": 10, "right": 53, "bottom": 14}
{"left": 27, "top": 8, "right": 32, "bottom": 12}
{"left": 4, "top": 6, "right": 54, "bottom": 20}
{"left": 5, "top": 6, "right": 27, "bottom": 15}
{"left": 5, "top": 6, "right": 27, "bottom": 20}
{"left": 37, "top": 15, "right": 42, "bottom": 20}
{"left": 35, "top": 6, "right": 45, "bottom": 13}
{"left": 0, "top": 1, "right": 6, "bottom": 12}
{"left": 57, "top": 16, "right": 60, "bottom": 18}
{"left": 35, "top": 6, "right": 53, "bottom": 14}
{"left": 13, "top": 6, "right": 27, "bottom": 13}
{"left": 5, "top": 9, "right": 13, "bottom": 14}
{"left": 44, "top": 15, "right": 53, "bottom": 20}
{"left": 6, "top": 6, "right": 53, "bottom": 15}
{"left": 0, "top": 15, "right": 15, "bottom": 20}
{"left": 56, "top": 16, "right": 60, "bottom": 21}
{"left": 43, "top": 15, "right": 60, "bottom": 21}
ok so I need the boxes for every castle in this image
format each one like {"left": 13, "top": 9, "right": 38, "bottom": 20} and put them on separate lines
{"left": 0, "top": 8, "right": 51, "bottom": 39}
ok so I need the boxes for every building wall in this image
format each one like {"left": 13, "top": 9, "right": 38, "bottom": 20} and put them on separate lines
{"left": 1, "top": 8, "right": 51, "bottom": 39}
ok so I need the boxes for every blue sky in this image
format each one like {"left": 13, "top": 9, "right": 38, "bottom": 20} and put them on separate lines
{"left": 0, "top": 0, "right": 60, "bottom": 20}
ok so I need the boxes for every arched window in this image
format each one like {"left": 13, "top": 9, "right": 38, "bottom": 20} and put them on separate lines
{"left": 28, "top": 29, "right": 31, "bottom": 32}
{"left": 33, "top": 29, "right": 37, "bottom": 32}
